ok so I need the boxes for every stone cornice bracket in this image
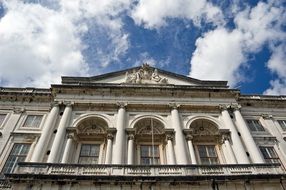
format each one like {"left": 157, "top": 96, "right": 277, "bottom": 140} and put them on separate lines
{"left": 51, "top": 101, "right": 60, "bottom": 107}
{"left": 169, "top": 103, "right": 180, "bottom": 110}
{"left": 219, "top": 129, "right": 231, "bottom": 144}
{"left": 13, "top": 107, "right": 25, "bottom": 114}
{"left": 106, "top": 133, "right": 114, "bottom": 140}
{"left": 117, "top": 102, "right": 127, "bottom": 109}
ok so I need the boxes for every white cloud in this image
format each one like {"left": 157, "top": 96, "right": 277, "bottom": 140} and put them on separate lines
{"left": 0, "top": 0, "right": 130, "bottom": 87}
{"left": 264, "top": 80, "right": 286, "bottom": 95}
{"left": 190, "top": 0, "right": 286, "bottom": 91}
{"left": 131, "top": 0, "right": 224, "bottom": 29}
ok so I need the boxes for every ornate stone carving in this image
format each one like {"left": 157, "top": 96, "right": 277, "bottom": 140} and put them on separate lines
{"left": 13, "top": 107, "right": 25, "bottom": 114}
{"left": 125, "top": 64, "right": 168, "bottom": 84}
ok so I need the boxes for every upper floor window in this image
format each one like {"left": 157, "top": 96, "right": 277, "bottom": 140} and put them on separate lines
{"left": 1, "top": 144, "right": 31, "bottom": 174}
{"left": 259, "top": 146, "right": 280, "bottom": 164}
{"left": 78, "top": 144, "right": 100, "bottom": 164}
{"left": 140, "top": 145, "right": 160, "bottom": 165}
{"left": 196, "top": 145, "right": 219, "bottom": 165}
{"left": 23, "top": 115, "right": 43, "bottom": 128}
{"left": 246, "top": 120, "right": 264, "bottom": 131}
{"left": 277, "top": 120, "right": 286, "bottom": 131}
{"left": 0, "top": 114, "right": 7, "bottom": 126}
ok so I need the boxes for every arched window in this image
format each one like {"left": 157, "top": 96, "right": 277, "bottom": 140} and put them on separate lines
{"left": 131, "top": 118, "right": 170, "bottom": 165}
{"left": 187, "top": 119, "right": 226, "bottom": 165}
{"left": 67, "top": 117, "right": 115, "bottom": 164}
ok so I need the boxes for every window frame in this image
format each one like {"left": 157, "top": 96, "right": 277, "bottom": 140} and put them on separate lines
{"left": 22, "top": 114, "right": 43, "bottom": 128}
{"left": 246, "top": 119, "right": 265, "bottom": 132}
{"left": 0, "top": 113, "right": 9, "bottom": 129}
{"left": 75, "top": 142, "right": 104, "bottom": 164}
{"left": 195, "top": 144, "right": 220, "bottom": 165}
{"left": 277, "top": 120, "right": 286, "bottom": 131}
{"left": 136, "top": 143, "right": 164, "bottom": 165}
{"left": 259, "top": 146, "right": 280, "bottom": 164}
{"left": 1, "top": 143, "right": 31, "bottom": 174}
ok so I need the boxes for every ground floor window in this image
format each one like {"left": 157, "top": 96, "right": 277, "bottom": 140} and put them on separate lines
{"left": 197, "top": 145, "right": 219, "bottom": 165}
{"left": 140, "top": 145, "right": 160, "bottom": 165}
{"left": 78, "top": 144, "right": 100, "bottom": 164}
{"left": 2, "top": 144, "right": 30, "bottom": 174}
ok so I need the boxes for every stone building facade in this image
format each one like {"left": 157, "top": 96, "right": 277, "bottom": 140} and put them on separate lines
{"left": 0, "top": 64, "right": 286, "bottom": 189}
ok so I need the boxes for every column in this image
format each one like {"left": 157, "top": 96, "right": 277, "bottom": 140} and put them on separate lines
{"left": 61, "top": 135, "right": 74, "bottom": 163}
{"left": 186, "top": 135, "right": 197, "bottom": 164}
{"left": 220, "top": 105, "right": 249, "bottom": 164}
{"left": 127, "top": 134, "right": 134, "bottom": 165}
{"left": 112, "top": 102, "right": 127, "bottom": 164}
{"left": 170, "top": 104, "right": 188, "bottom": 164}
{"left": 222, "top": 135, "right": 237, "bottom": 164}
{"left": 166, "top": 134, "right": 176, "bottom": 165}
{"left": 31, "top": 103, "right": 59, "bottom": 162}
{"left": 105, "top": 134, "right": 113, "bottom": 164}
{"left": 233, "top": 106, "right": 264, "bottom": 163}
{"left": 48, "top": 103, "right": 73, "bottom": 163}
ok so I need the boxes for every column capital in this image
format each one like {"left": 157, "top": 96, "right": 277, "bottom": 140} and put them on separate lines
{"left": 117, "top": 102, "right": 127, "bottom": 108}
{"left": 185, "top": 134, "right": 194, "bottom": 141}
{"left": 261, "top": 114, "right": 273, "bottom": 119}
{"left": 169, "top": 103, "right": 180, "bottom": 110}
{"left": 219, "top": 104, "right": 231, "bottom": 111}
{"left": 64, "top": 101, "right": 74, "bottom": 107}
{"left": 230, "top": 103, "right": 241, "bottom": 111}
{"left": 51, "top": 101, "right": 60, "bottom": 107}
{"left": 127, "top": 134, "right": 135, "bottom": 140}
{"left": 107, "top": 133, "right": 114, "bottom": 140}
{"left": 13, "top": 107, "right": 25, "bottom": 114}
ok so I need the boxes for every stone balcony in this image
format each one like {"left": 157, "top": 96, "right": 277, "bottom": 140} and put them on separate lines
{"left": 4, "top": 162, "right": 286, "bottom": 183}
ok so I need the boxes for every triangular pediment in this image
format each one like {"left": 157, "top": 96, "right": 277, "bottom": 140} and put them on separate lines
{"left": 61, "top": 64, "right": 228, "bottom": 87}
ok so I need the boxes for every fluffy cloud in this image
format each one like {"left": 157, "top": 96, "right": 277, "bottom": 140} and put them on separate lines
{"left": 190, "top": 0, "right": 286, "bottom": 91}
{"left": 131, "top": 0, "right": 224, "bottom": 29}
{"left": 0, "top": 0, "right": 130, "bottom": 87}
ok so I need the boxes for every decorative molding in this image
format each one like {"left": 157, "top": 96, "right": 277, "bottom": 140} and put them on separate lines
{"left": 169, "top": 103, "right": 180, "bottom": 110}
{"left": 117, "top": 102, "right": 127, "bottom": 109}
{"left": 261, "top": 114, "right": 273, "bottom": 119}
{"left": 13, "top": 107, "right": 25, "bottom": 114}
{"left": 125, "top": 63, "right": 168, "bottom": 84}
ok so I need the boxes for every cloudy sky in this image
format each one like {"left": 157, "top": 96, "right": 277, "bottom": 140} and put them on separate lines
{"left": 0, "top": 0, "right": 285, "bottom": 95}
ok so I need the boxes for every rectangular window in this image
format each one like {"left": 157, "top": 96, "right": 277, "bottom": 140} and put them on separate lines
{"left": 1, "top": 144, "right": 31, "bottom": 174}
{"left": 22, "top": 115, "right": 43, "bottom": 128}
{"left": 278, "top": 120, "right": 286, "bottom": 131}
{"left": 246, "top": 120, "right": 265, "bottom": 131}
{"left": 0, "top": 114, "right": 6, "bottom": 126}
{"left": 140, "top": 145, "right": 160, "bottom": 165}
{"left": 78, "top": 144, "right": 100, "bottom": 164}
{"left": 197, "top": 145, "right": 219, "bottom": 165}
{"left": 260, "top": 147, "right": 280, "bottom": 164}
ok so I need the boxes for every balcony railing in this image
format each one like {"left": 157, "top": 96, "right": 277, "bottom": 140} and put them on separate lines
{"left": 6, "top": 162, "right": 284, "bottom": 181}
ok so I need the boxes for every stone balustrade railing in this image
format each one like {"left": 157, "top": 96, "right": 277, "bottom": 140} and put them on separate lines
{"left": 9, "top": 162, "right": 284, "bottom": 178}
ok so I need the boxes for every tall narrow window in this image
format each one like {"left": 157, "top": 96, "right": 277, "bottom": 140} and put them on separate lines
{"left": 23, "top": 115, "right": 43, "bottom": 128}
{"left": 140, "top": 145, "right": 160, "bottom": 165}
{"left": 0, "top": 114, "right": 6, "bottom": 126}
{"left": 260, "top": 147, "right": 280, "bottom": 163}
{"left": 1, "top": 144, "right": 31, "bottom": 174}
{"left": 78, "top": 144, "right": 100, "bottom": 164}
{"left": 277, "top": 120, "right": 286, "bottom": 131}
{"left": 246, "top": 120, "right": 265, "bottom": 131}
{"left": 197, "top": 145, "right": 219, "bottom": 165}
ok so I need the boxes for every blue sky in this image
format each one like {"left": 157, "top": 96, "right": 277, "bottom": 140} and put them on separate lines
{"left": 0, "top": 0, "right": 285, "bottom": 95}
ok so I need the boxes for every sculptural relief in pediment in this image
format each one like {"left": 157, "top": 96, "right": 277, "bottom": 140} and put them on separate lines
{"left": 125, "top": 64, "right": 168, "bottom": 84}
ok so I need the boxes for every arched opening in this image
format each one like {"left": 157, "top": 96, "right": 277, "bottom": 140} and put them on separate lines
{"left": 131, "top": 118, "right": 170, "bottom": 165}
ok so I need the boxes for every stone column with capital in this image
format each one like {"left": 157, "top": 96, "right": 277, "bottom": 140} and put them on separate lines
{"left": 48, "top": 102, "right": 73, "bottom": 163}
{"left": 220, "top": 105, "right": 250, "bottom": 164}
{"left": 31, "top": 102, "right": 59, "bottom": 162}
{"left": 185, "top": 134, "right": 197, "bottom": 164}
{"left": 61, "top": 134, "right": 74, "bottom": 163}
{"left": 112, "top": 102, "right": 127, "bottom": 164}
{"left": 233, "top": 105, "right": 264, "bottom": 163}
{"left": 127, "top": 134, "right": 135, "bottom": 165}
{"left": 166, "top": 134, "right": 176, "bottom": 165}
{"left": 170, "top": 104, "right": 189, "bottom": 164}
{"left": 105, "top": 133, "right": 114, "bottom": 164}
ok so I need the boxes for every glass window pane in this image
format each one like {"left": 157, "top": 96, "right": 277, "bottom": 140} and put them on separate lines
{"left": 0, "top": 114, "right": 6, "bottom": 125}
{"left": 1, "top": 144, "right": 30, "bottom": 174}
{"left": 278, "top": 120, "right": 286, "bottom": 131}
{"left": 140, "top": 145, "right": 160, "bottom": 165}
{"left": 79, "top": 144, "right": 100, "bottom": 164}
{"left": 23, "top": 115, "right": 42, "bottom": 128}
{"left": 197, "top": 145, "right": 218, "bottom": 165}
